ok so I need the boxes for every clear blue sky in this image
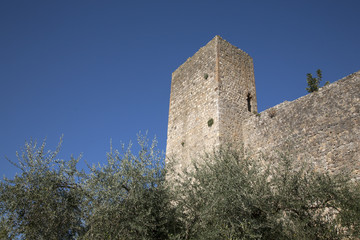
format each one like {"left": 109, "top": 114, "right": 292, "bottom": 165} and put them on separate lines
{"left": 1, "top": 0, "right": 359, "bottom": 178}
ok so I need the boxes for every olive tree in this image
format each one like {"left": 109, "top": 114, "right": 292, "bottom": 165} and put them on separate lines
{"left": 0, "top": 135, "right": 181, "bottom": 240}
{"left": 82, "top": 135, "right": 179, "bottom": 240}
{"left": 171, "top": 147, "right": 360, "bottom": 240}
{"left": 0, "top": 138, "right": 85, "bottom": 239}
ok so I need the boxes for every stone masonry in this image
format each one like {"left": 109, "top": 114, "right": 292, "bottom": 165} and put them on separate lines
{"left": 166, "top": 36, "right": 360, "bottom": 179}
{"left": 166, "top": 36, "right": 256, "bottom": 171}
{"left": 243, "top": 71, "right": 360, "bottom": 178}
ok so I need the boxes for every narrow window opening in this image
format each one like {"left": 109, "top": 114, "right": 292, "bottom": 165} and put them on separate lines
{"left": 247, "top": 93, "right": 252, "bottom": 112}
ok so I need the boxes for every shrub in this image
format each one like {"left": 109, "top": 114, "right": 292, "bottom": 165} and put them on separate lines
{"left": 306, "top": 69, "right": 322, "bottom": 93}
{"left": 171, "top": 147, "right": 360, "bottom": 239}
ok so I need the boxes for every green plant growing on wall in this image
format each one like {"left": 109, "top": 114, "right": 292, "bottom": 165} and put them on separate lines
{"left": 204, "top": 73, "right": 209, "bottom": 79}
{"left": 207, "top": 118, "right": 214, "bottom": 127}
{"left": 306, "top": 69, "right": 322, "bottom": 93}
{"left": 253, "top": 111, "right": 261, "bottom": 117}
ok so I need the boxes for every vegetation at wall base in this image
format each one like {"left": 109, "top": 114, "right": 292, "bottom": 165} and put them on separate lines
{"left": 1, "top": 136, "right": 359, "bottom": 239}
{"left": 171, "top": 148, "right": 360, "bottom": 239}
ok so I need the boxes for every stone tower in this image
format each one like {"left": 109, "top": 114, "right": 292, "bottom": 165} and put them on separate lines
{"left": 166, "top": 36, "right": 257, "bottom": 170}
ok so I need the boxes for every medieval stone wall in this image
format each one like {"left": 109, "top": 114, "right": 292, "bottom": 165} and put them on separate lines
{"left": 217, "top": 38, "right": 257, "bottom": 148}
{"left": 166, "top": 37, "right": 220, "bottom": 170}
{"left": 243, "top": 71, "right": 360, "bottom": 179}
{"left": 166, "top": 36, "right": 259, "bottom": 173}
{"left": 166, "top": 36, "right": 359, "bottom": 180}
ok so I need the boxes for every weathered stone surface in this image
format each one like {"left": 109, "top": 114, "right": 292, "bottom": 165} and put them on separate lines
{"left": 243, "top": 71, "right": 360, "bottom": 179}
{"left": 166, "top": 36, "right": 256, "bottom": 171}
{"left": 166, "top": 36, "right": 360, "bottom": 179}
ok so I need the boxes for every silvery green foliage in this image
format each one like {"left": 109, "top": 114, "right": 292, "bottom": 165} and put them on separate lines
{"left": 0, "top": 217, "right": 8, "bottom": 239}
{"left": 2, "top": 137, "right": 358, "bottom": 239}
{"left": 82, "top": 134, "right": 178, "bottom": 240}
{"left": 0, "top": 137, "right": 84, "bottom": 240}
{"left": 172, "top": 147, "right": 360, "bottom": 240}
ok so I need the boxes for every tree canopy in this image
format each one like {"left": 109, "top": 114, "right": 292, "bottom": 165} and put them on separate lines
{"left": 171, "top": 148, "right": 360, "bottom": 239}
{"left": 0, "top": 138, "right": 84, "bottom": 239}
{"left": 1, "top": 137, "right": 359, "bottom": 239}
